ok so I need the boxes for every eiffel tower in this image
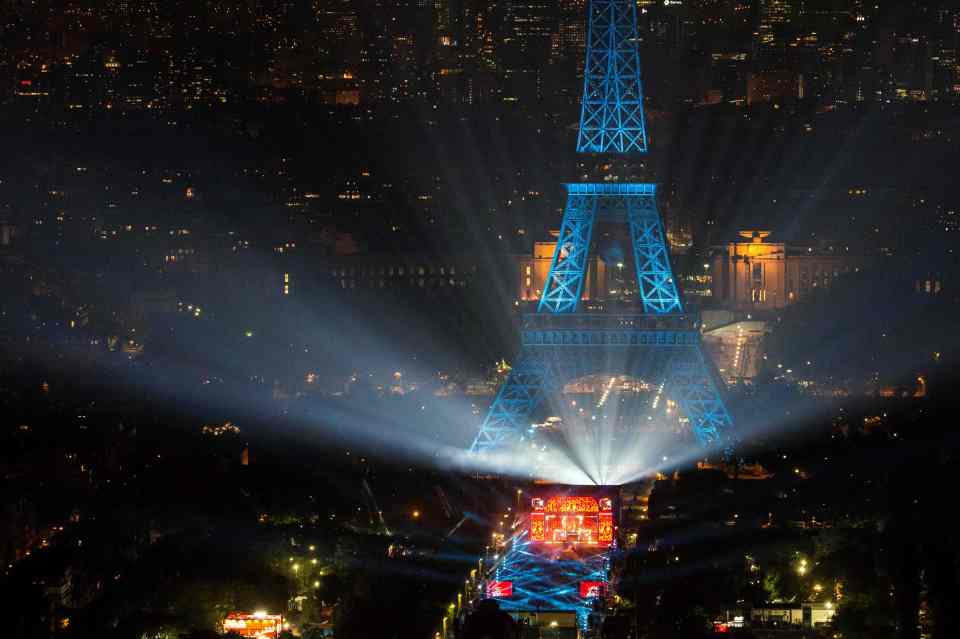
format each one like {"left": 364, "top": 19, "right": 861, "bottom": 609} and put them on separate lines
{"left": 470, "top": 0, "right": 734, "bottom": 464}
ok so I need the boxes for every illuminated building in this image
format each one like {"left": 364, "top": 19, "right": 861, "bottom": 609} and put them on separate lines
{"left": 746, "top": 603, "right": 836, "bottom": 628}
{"left": 709, "top": 231, "right": 867, "bottom": 311}
{"left": 757, "top": 0, "right": 792, "bottom": 48}
{"left": 498, "top": 0, "right": 557, "bottom": 103}
{"left": 223, "top": 612, "right": 283, "bottom": 638}
{"left": 516, "top": 235, "right": 606, "bottom": 303}
{"left": 705, "top": 50, "right": 749, "bottom": 105}
{"left": 388, "top": 33, "right": 419, "bottom": 101}
{"left": 325, "top": 255, "right": 479, "bottom": 292}
{"left": 504, "top": 0, "right": 557, "bottom": 62}
{"left": 554, "top": 0, "right": 587, "bottom": 68}
{"left": 746, "top": 70, "right": 803, "bottom": 105}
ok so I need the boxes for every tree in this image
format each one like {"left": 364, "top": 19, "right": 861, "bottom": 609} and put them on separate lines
{"left": 832, "top": 595, "right": 896, "bottom": 639}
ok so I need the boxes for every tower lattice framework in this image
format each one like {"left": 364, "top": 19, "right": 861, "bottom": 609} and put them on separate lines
{"left": 471, "top": 0, "right": 733, "bottom": 458}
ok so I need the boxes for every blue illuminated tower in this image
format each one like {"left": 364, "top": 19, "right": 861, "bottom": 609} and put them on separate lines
{"left": 469, "top": 3, "right": 733, "bottom": 632}
{"left": 576, "top": 0, "right": 648, "bottom": 154}
{"left": 471, "top": 0, "right": 734, "bottom": 458}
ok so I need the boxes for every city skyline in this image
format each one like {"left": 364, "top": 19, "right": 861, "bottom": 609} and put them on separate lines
{"left": 2, "top": 1, "right": 960, "bottom": 638}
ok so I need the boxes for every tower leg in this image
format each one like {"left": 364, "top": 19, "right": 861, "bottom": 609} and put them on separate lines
{"left": 471, "top": 355, "right": 556, "bottom": 453}
{"left": 628, "top": 193, "right": 683, "bottom": 314}
{"left": 538, "top": 191, "right": 598, "bottom": 314}
{"left": 668, "top": 346, "right": 734, "bottom": 449}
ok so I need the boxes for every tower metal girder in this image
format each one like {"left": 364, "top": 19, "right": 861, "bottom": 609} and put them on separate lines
{"left": 472, "top": 0, "right": 737, "bottom": 461}
{"left": 627, "top": 191, "right": 684, "bottom": 314}
{"left": 471, "top": 315, "right": 734, "bottom": 455}
{"left": 537, "top": 191, "right": 598, "bottom": 314}
{"left": 537, "top": 184, "right": 682, "bottom": 315}
{"left": 577, "top": 0, "right": 648, "bottom": 154}
{"left": 667, "top": 348, "right": 734, "bottom": 448}
{"left": 471, "top": 356, "right": 556, "bottom": 453}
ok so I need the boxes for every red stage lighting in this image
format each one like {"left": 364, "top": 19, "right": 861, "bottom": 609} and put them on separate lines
{"left": 579, "top": 581, "right": 606, "bottom": 598}
{"left": 530, "top": 494, "right": 614, "bottom": 547}
{"left": 486, "top": 580, "right": 513, "bottom": 598}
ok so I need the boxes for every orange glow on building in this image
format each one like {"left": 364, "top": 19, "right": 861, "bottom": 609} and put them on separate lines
{"left": 710, "top": 230, "right": 867, "bottom": 310}
{"left": 544, "top": 495, "right": 600, "bottom": 513}
{"left": 335, "top": 89, "right": 360, "bottom": 105}
{"left": 516, "top": 235, "right": 606, "bottom": 303}
{"left": 530, "top": 495, "right": 614, "bottom": 547}
{"left": 223, "top": 612, "right": 283, "bottom": 639}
